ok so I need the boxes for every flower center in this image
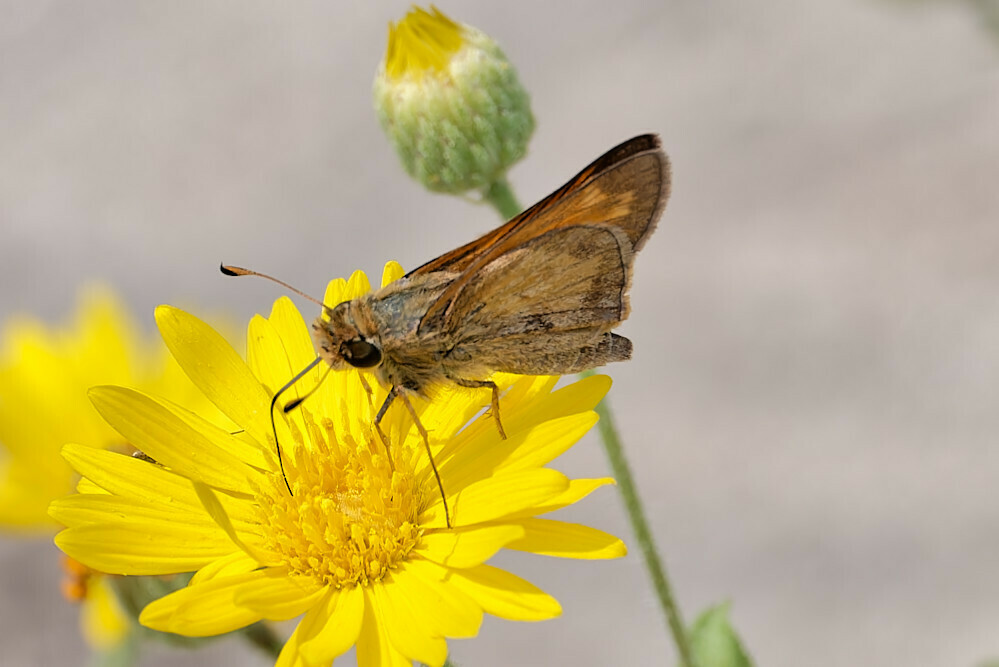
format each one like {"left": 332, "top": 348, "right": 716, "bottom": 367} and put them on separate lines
{"left": 254, "top": 412, "right": 424, "bottom": 588}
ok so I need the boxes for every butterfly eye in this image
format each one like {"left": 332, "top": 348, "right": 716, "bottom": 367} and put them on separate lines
{"left": 343, "top": 339, "right": 382, "bottom": 368}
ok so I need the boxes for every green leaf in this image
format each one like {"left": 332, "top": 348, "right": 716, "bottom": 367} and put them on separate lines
{"left": 689, "top": 601, "right": 754, "bottom": 667}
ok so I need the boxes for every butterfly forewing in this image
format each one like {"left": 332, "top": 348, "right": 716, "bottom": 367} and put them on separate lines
{"left": 409, "top": 134, "right": 670, "bottom": 333}
{"left": 445, "top": 224, "right": 632, "bottom": 342}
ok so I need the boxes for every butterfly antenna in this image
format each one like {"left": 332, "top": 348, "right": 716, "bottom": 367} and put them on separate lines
{"left": 269, "top": 357, "right": 323, "bottom": 495}
{"left": 283, "top": 363, "right": 334, "bottom": 414}
{"left": 220, "top": 264, "right": 329, "bottom": 309}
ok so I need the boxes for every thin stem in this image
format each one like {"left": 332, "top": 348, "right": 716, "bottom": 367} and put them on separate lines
{"left": 581, "top": 370, "right": 695, "bottom": 667}
{"left": 483, "top": 178, "right": 522, "bottom": 220}
{"left": 242, "top": 622, "right": 284, "bottom": 659}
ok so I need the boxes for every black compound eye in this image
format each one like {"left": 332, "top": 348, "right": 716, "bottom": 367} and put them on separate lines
{"left": 343, "top": 339, "right": 382, "bottom": 368}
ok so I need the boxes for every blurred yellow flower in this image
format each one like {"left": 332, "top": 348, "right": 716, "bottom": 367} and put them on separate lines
{"left": 0, "top": 288, "right": 221, "bottom": 531}
{"left": 60, "top": 556, "right": 130, "bottom": 650}
{"left": 0, "top": 288, "right": 227, "bottom": 651}
{"left": 52, "top": 263, "right": 626, "bottom": 667}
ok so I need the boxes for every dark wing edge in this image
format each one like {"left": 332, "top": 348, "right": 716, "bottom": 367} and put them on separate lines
{"left": 404, "top": 134, "right": 669, "bottom": 278}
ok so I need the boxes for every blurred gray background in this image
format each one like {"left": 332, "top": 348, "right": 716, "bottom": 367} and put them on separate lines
{"left": 2, "top": 1, "right": 999, "bottom": 665}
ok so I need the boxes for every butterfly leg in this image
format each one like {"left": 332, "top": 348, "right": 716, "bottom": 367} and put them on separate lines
{"left": 375, "top": 386, "right": 451, "bottom": 528}
{"left": 371, "top": 391, "right": 398, "bottom": 472}
{"left": 450, "top": 377, "right": 507, "bottom": 439}
{"left": 356, "top": 371, "right": 377, "bottom": 417}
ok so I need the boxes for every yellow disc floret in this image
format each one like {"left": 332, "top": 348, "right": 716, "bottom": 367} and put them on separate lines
{"left": 254, "top": 410, "right": 423, "bottom": 588}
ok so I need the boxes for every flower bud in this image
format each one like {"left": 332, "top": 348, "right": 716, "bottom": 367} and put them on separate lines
{"left": 374, "top": 6, "right": 535, "bottom": 194}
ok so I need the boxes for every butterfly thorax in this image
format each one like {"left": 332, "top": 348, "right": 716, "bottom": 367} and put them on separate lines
{"left": 313, "top": 273, "right": 460, "bottom": 396}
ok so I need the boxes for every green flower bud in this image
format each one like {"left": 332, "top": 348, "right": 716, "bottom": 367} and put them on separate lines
{"left": 374, "top": 6, "right": 535, "bottom": 195}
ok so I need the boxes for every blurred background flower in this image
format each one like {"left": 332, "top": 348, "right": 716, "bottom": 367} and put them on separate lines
{"left": 0, "top": 288, "right": 229, "bottom": 660}
{"left": 0, "top": 289, "right": 221, "bottom": 530}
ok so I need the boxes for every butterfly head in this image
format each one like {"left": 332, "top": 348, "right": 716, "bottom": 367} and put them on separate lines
{"left": 312, "top": 302, "right": 384, "bottom": 370}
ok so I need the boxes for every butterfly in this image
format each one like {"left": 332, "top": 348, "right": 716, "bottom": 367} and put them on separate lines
{"left": 224, "top": 134, "right": 670, "bottom": 526}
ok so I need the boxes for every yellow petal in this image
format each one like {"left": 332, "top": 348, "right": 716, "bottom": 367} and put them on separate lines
{"left": 372, "top": 580, "right": 448, "bottom": 667}
{"left": 356, "top": 586, "right": 415, "bottom": 667}
{"left": 441, "top": 413, "right": 598, "bottom": 493}
{"left": 499, "top": 374, "right": 560, "bottom": 407}
{"left": 410, "top": 383, "right": 489, "bottom": 447}
{"left": 154, "top": 305, "right": 275, "bottom": 447}
{"left": 380, "top": 261, "right": 405, "bottom": 287}
{"left": 157, "top": 393, "right": 269, "bottom": 471}
{"left": 503, "top": 518, "right": 627, "bottom": 559}
{"left": 296, "top": 585, "right": 365, "bottom": 666}
{"left": 233, "top": 570, "right": 325, "bottom": 621}
{"left": 506, "top": 477, "right": 617, "bottom": 520}
{"left": 248, "top": 313, "right": 305, "bottom": 400}
{"left": 192, "top": 482, "right": 273, "bottom": 566}
{"left": 268, "top": 296, "right": 317, "bottom": 373}
{"left": 50, "top": 494, "right": 213, "bottom": 530}
{"left": 419, "top": 524, "right": 524, "bottom": 568}
{"left": 448, "top": 564, "right": 562, "bottom": 622}
{"left": 442, "top": 468, "right": 569, "bottom": 526}
{"left": 55, "top": 521, "right": 235, "bottom": 575}
{"left": 344, "top": 270, "right": 372, "bottom": 300}
{"left": 276, "top": 623, "right": 306, "bottom": 667}
{"left": 393, "top": 559, "right": 482, "bottom": 638}
{"left": 88, "top": 386, "right": 252, "bottom": 495}
{"left": 245, "top": 313, "right": 322, "bottom": 462}
{"left": 438, "top": 375, "right": 606, "bottom": 456}
{"left": 61, "top": 444, "right": 204, "bottom": 512}
{"left": 139, "top": 570, "right": 266, "bottom": 636}
{"left": 322, "top": 278, "right": 348, "bottom": 311}
{"left": 75, "top": 476, "right": 110, "bottom": 496}
{"left": 502, "top": 373, "right": 609, "bottom": 435}
{"left": 189, "top": 550, "right": 260, "bottom": 585}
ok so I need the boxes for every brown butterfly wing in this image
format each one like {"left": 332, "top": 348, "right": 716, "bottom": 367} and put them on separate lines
{"left": 447, "top": 224, "right": 633, "bottom": 340}
{"left": 438, "top": 223, "right": 639, "bottom": 375}
{"left": 406, "top": 134, "right": 670, "bottom": 333}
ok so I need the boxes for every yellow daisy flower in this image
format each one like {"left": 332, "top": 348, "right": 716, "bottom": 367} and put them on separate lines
{"left": 52, "top": 263, "right": 626, "bottom": 667}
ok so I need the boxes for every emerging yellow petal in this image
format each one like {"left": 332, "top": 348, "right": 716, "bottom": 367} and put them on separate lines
{"left": 52, "top": 264, "right": 625, "bottom": 666}
{"left": 384, "top": 6, "right": 464, "bottom": 79}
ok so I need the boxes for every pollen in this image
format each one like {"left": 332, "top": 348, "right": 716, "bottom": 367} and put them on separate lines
{"left": 253, "top": 410, "right": 424, "bottom": 589}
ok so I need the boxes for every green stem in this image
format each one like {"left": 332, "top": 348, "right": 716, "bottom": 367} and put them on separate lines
{"left": 582, "top": 370, "right": 695, "bottom": 667}
{"left": 483, "top": 178, "right": 522, "bottom": 219}
{"left": 242, "top": 622, "right": 284, "bottom": 659}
